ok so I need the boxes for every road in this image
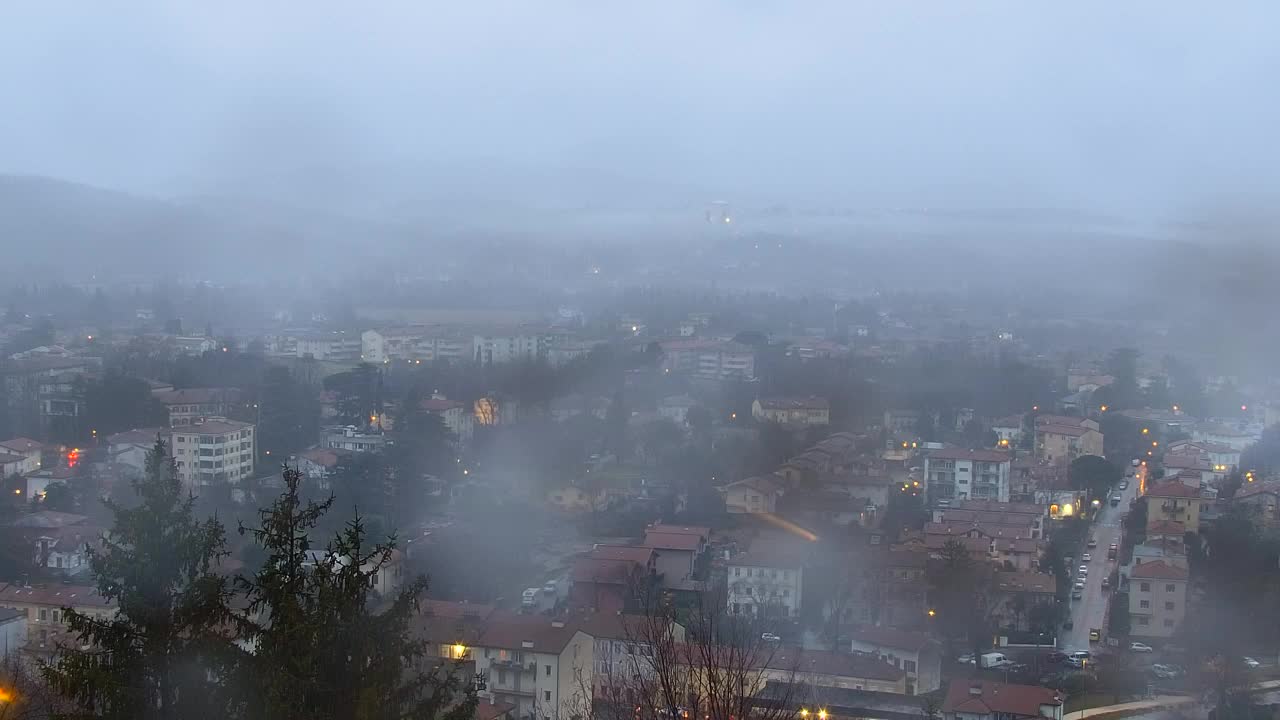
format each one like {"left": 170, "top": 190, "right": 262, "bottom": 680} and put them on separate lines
{"left": 1062, "top": 461, "right": 1146, "bottom": 651}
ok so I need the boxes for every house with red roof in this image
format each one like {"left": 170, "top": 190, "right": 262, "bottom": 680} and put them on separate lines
{"left": 849, "top": 625, "right": 942, "bottom": 695}
{"left": 751, "top": 396, "right": 830, "bottom": 427}
{"left": 941, "top": 680, "right": 1063, "bottom": 720}
{"left": 421, "top": 395, "right": 473, "bottom": 441}
{"left": 1128, "top": 560, "right": 1188, "bottom": 638}
{"left": 569, "top": 545, "right": 657, "bottom": 613}
{"left": 1234, "top": 480, "right": 1280, "bottom": 527}
{"left": 1033, "top": 416, "right": 1103, "bottom": 465}
{"left": 1145, "top": 479, "right": 1205, "bottom": 531}
{"left": 0, "top": 438, "right": 43, "bottom": 475}
{"left": 471, "top": 612, "right": 594, "bottom": 720}
{"left": 642, "top": 524, "right": 709, "bottom": 583}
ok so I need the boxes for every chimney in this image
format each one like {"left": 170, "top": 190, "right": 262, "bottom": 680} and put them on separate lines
{"left": 969, "top": 684, "right": 983, "bottom": 696}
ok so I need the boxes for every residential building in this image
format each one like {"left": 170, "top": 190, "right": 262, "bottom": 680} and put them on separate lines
{"left": 0, "top": 453, "right": 27, "bottom": 479}
{"left": 295, "top": 447, "right": 352, "bottom": 490}
{"left": 105, "top": 428, "right": 162, "bottom": 479}
{"left": 883, "top": 409, "right": 921, "bottom": 435}
{"left": 295, "top": 332, "right": 362, "bottom": 361}
{"left": 924, "top": 449, "right": 1012, "bottom": 504}
{"left": 989, "top": 572, "right": 1056, "bottom": 632}
{"left": 579, "top": 612, "right": 685, "bottom": 702}
{"left": 1193, "top": 423, "right": 1256, "bottom": 452}
{"left": 2, "top": 355, "right": 98, "bottom": 438}
{"left": 642, "top": 524, "right": 709, "bottom": 583}
{"left": 422, "top": 396, "right": 474, "bottom": 442}
{"left": 941, "top": 680, "right": 1064, "bottom": 720}
{"left": 1161, "top": 451, "right": 1216, "bottom": 486}
{"left": 303, "top": 549, "right": 403, "bottom": 598}
{"left": 1034, "top": 416, "right": 1103, "bottom": 464}
{"left": 657, "top": 394, "right": 696, "bottom": 425}
{"left": 167, "top": 418, "right": 255, "bottom": 487}
{"left": 946, "top": 500, "right": 1048, "bottom": 539}
{"left": 1129, "top": 560, "right": 1188, "bottom": 638}
{"left": 569, "top": 545, "right": 657, "bottom": 613}
{"left": 19, "top": 466, "right": 75, "bottom": 502}
{"left": 320, "top": 425, "right": 387, "bottom": 453}
{"left": 765, "top": 646, "right": 907, "bottom": 695}
{"left": 0, "top": 438, "right": 43, "bottom": 475}
{"left": 471, "top": 614, "right": 595, "bottom": 720}
{"left": 658, "top": 339, "right": 755, "bottom": 381}
{"left": 722, "top": 475, "right": 785, "bottom": 514}
{"left": 173, "top": 336, "right": 217, "bottom": 355}
{"left": 0, "top": 583, "right": 115, "bottom": 652}
{"left": 1233, "top": 481, "right": 1280, "bottom": 527}
{"left": 7, "top": 511, "right": 99, "bottom": 577}
{"left": 152, "top": 387, "right": 242, "bottom": 427}
{"left": 473, "top": 330, "right": 548, "bottom": 365}
{"left": 849, "top": 625, "right": 942, "bottom": 695}
{"left": 0, "top": 608, "right": 26, "bottom": 657}
{"left": 726, "top": 545, "right": 806, "bottom": 619}
{"left": 546, "top": 340, "right": 602, "bottom": 368}
{"left": 991, "top": 416, "right": 1024, "bottom": 449}
{"left": 1145, "top": 480, "right": 1204, "bottom": 532}
{"left": 1167, "top": 439, "right": 1240, "bottom": 473}
{"left": 751, "top": 396, "right": 830, "bottom": 427}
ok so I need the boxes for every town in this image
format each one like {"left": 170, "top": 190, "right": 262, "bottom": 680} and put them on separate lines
{"left": 0, "top": 286, "right": 1276, "bottom": 720}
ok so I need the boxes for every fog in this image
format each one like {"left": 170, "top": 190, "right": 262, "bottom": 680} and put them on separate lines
{"left": 4, "top": 1, "right": 1280, "bottom": 221}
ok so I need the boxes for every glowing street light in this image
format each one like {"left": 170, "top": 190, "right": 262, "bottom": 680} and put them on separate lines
{"left": 1100, "top": 405, "right": 1108, "bottom": 412}
{"left": 1142, "top": 428, "right": 1149, "bottom": 434}
{"left": 927, "top": 608, "right": 936, "bottom": 618}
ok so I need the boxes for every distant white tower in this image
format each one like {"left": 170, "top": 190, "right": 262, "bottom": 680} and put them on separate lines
{"left": 706, "top": 200, "right": 732, "bottom": 225}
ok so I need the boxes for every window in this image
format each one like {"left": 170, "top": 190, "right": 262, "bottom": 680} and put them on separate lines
{"left": 734, "top": 568, "right": 740, "bottom": 577}
{"left": 545, "top": 665, "right": 551, "bottom": 676}
{"left": 544, "top": 691, "right": 551, "bottom": 702}
{"left": 1165, "top": 584, "right": 1176, "bottom": 592}
{"left": 497, "top": 670, "right": 507, "bottom": 684}
{"left": 52, "top": 610, "right": 60, "bottom": 622}
{"left": 39, "top": 609, "right": 47, "bottom": 621}
{"left": 1140, "top": 600, "right": 1150, "bottom": 609}
{"left": 1140, "top": 582, "right": 1151, "bottom": 592}
{"left": 1136, "top": 617, "right": 1150, "bottom": 625}
{"left": 1164, "top": 601, "right": 1175, "bottom": 610}
{"left": 905, "top": 660, "right": 917, "bottom": 673}
{"left": 1164, "top": 619, "right": 1175, "bottom": 627}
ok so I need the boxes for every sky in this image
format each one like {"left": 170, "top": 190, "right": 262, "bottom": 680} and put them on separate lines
{"left": 2, "top": 2, "right": 1278, "bottom": 219}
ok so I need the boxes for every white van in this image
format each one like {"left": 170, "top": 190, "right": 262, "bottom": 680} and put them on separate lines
{"left": 521, "top": 588, "right": 539, "bottom": 607}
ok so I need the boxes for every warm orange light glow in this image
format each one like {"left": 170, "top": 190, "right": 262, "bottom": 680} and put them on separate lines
{"left": 757, "top": 512, "right": 818, "bottom": 542}
{"left": 1100, "top": 405, "right": 1108, "bottom": 412}
{"left": 1142, "top": 428, "right": 1149, "bottom": 434}
{"left": 451, "top": 643, "right": 468, "bottom": 659}
{"left": 0, "top": 687, "right": 13, "bottom": 702}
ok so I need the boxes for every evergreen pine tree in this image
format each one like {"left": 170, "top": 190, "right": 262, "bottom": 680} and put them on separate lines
{"left": 44, "top": 437, "right": 239, "bottom": 720}
{"left": 236, "top": 467, "right": 476, "bottom": 720}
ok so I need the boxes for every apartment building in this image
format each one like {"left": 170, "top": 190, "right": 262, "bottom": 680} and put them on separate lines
{"left": 152, "top": 387, "right": 241, "bottom": 427}
{"left": 295, "top": 332, "right": 362, "bottom": 361}
{"left": 1129, "top": 560, "right": 1188, "bottom": 638}
{"left": 726, "top": 546, "right": 805, "bottom": 619}
{"left": 751, "top": 396, "right": 830, "bottom": 427}
{"left": 1034, "top": 416, "right": 1104, "bottom": 464}
{"left": 0, "top": 583, "right": 115, "bottom": 652}
{"left": 1145, "top": 480, "right": 1204, "bottom": 532}
{"left": 0, "top": 438, "right": 43, "bottom": 475}
{"left": 167, "top": 418, "right": 255, "bottom": 486}
{"left": 849, "top": 626, "right": 942, "bottom": 695}
{"left": 321, "top": 425, "right": 387, "bottom": 453}
{"left": 924, "top": 449, "right": 1012, "bottom": 504}
{"left": 473, "top": 330, "right": 548, "bottom": 365}
{"left": 421, "top": 396, "right": 474, "bottom": 442}
{"left": 658, "top": 339, "right": 756, "bottom": 381}
{"left": 472, "top": 614, "right": 595, "bottom": 720}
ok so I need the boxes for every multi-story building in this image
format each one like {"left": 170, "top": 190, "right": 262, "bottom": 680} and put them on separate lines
{"left": 421, "top": 397, "right": 473, "bottom": 442}
{"left": 151, "top": 387, "right": 242, "bottom": 427}
{"left": 167, "top": 418, "right": 255, "bottom": 487}
{"left": 658, "top": 339, "right": 756, "bottom": 381}
{"left": 580, "top": 612, "right": 686, "bottom": 702}
{"left": 940, "top": 680, "right": 1063, "bottom": 720}
{"left": 1145, "top": 480, "right": 1204, "bottom": 532}
{"left": 751, "top": 396, "right": 830, "bottom": 427}
{"left": 320, "top": 425, "right": 388, "bottom": 453}
{"left": 1129, "top": 560, "right": 1188, "bottom": 638}
{"left": 0, "top": 583, "right": 115, "bottom": 652}
{"left": 0, "top": 438, "right": 44, "bottom": 475}
{"left": 849, "top": 626, "right": 943, "bottom": 696}
{"left": 473, "top": 330, "right": 548, "bottom": 365}
{"left": 1233, "top": 480, "right": 1280, "bottom": 527}
{"left": 1034, "top": 416, "right": 1103, "bottom": 464}
{"left": 726, "top": 546, "right": 805, "bottom": 619}
{"left": 295, "top": 332, "right": 362, "bottom": 361}
{"left": 992, "top": 416, "right": 1024, "bottom": 449}
{"left": 924, "top": 449, "right": 1012, "bottom": 504}
{"left": 1167, "top": 439, "right": 1240, "bottom": 474}
{"left": 472, "top": 614, "right": 595, "bottom": 720}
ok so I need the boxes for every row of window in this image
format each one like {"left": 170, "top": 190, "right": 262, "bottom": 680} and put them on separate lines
{"left": 732, "top": 567, "right": 792, "bottom": 580}
{"left": 1137, "top": 582, "right": 1179, "bottom": 592}
{"left": 1134, "top": 617, "right": 1176, "bottom": 627}
{"left": 1137, "top": 600, "right": 1176, "bottom": 610}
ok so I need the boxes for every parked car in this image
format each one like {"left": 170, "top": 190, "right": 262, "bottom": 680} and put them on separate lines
{"left": 1108, "top": 544, "right": 1118, "bottom": 560}
{"left": 1101, "top": 577, "right": 1111, "bottom": 590}
{"left": 1089, "top": 629, "right": 1102, "bottom": 642}
{"left": 957, "top": 654, "right": 975, "bottom": 665}
{"left": 761, "top": 632, "right": 781, "bottom": 643}
{"left": 1087, "top": 538, "right": 1098, "bottom": 549}
{"left": 542, "top": 580, "right": 558, "bottom": 594}
{"left": 1119, "top": 480, "right": 1129, "bottom": 490}
{"left": 1078, "top": 565, "right": 1088, "bottom": 576}
{"left": 1082, "top": 553, "right": 1092, "bottom": 562}
{"left": 1130, "top": 642, "right": 1154, "bottom": 653}
{"left": 1243, "top": 657, "right": 1261, "bottom": 669}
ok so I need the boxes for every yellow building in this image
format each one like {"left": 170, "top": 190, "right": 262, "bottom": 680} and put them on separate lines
{"left": 1145, "top": 480, "right": 1204, "bottom": 532}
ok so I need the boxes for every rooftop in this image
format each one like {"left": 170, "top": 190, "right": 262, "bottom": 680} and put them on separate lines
{"left": 0, "top": 583, "right": 113, "bottom": 609}
{"left": 0, "top": 452, "right": 27, "bottom": 466}
{"left": 1144, "top": 520, "right": 1186, "bottom": 536}
{"left": 105, "top": 428, "right": 164, "bottom": 446}
{"left": 8, "top": 511, "right": 90, "bottom": 530}
{"left": 757, "top": 396, "right": 830, "bottom": 411}
{"left": 1131, "top": 559, "right": 1189, "bottom": 580}
{"left": 0, "top": 437, "right": 44, "bottom": 454}
{"left": 169, "top": 418, "right": 253, "bottom": 435}
{"left": 849, "top": 624, "right": 934, "bottom": 652}
{"left": 152, "top": 387, "right": 240, "bottom": 406}
{"left": 927, "top": 448, "right": 1012, "bottom": 463}
{"left": 1036, "top": 423, "right": 1091, "bottom": 437}
{"left": 994, "top": 571, "right": 1056, "bottom": 595}
{"left": 942, "top": 680, "right": 1063, "bottom": 717}
{"left": 766, "top": 647, "right": 905, "bottom": 682}
{"left": 476, "top": 612, "right": 582, "bottom": 654}
{"left": 1145, "top": 480, "right": 1202, "bottom": 499}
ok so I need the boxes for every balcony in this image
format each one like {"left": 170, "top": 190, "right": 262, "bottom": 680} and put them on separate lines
{"left": 490, "top": 657, "right": 536, "bottom": 673}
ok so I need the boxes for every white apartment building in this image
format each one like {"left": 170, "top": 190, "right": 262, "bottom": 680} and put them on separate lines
{"left": 363, "top": 328, "right": 473, "bottom": 365}
{"left": 473, "top": 331, "right": 547, "bottom": 365}
{"left": 167, "top": 418, "right": 255, "bottom": 487}
{"left": 472, "top": 615, "right": 595, "bottom": 720}
{"left": 295, "top": 333, "right": 362, "bottom": 361}
{"left": 320, "top": 426, "right": 388, "bottom": 453}
{"left": 924, "top": 449, "right": 1012, "bottom": 504}
{"left": 726, "top": 549, "right": 804, "bottom": 619}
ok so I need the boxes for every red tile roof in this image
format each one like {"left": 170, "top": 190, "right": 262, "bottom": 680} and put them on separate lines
{"left": 645, "top": 524, "right": 709, "bottom": 539}
{"left": 0, "top": 438, "right": 44, "bottom": 454}
{"left": 475, "top": 701, "right": 516, "bottom": 720}
{"left": 994, "top": 571, "right": 1055, "bottom": 595}
{"left": 1146, "top": 480, "right": 1202, "bottom": 499}
{"left": 766, "top": 647, "right": 905, "bottom": 682}
{"left": 951, "top": 500, "right": 1047, "bottom": 516}
{"left": 1235, "top": 480, "right": 1280, "bottom": 499}
{"left": 476, "top": 613, "right": 582, "bottom": 653}
{"left": 1034, "top": 414, "right": 1090, "bottom": 427}
{"left": 152, "top": 387, "right": 240, "bottom": 406}
{"left": 0, "top": 583, "right": 114, "bottom": 609}
{"left": 588, "top": 545, "right": 656, "bottom": 564}
{"left": 927, "top": 448, "right": 1011, "bottom": 463}
{"left": 1131, "top": 560, "right": 1189, "bottom": 580}
{"left": 942, "top": 680, "right": 1063, "bottom": 717}
{"left": 1036, "top": 423, "right": 1091, "bottom": 437}
{"left": 1144, "top": 520, "right": 1186, "bottom": 536}
{"left": 421, "top": 398, "right": 465, "bottom": 412}
{"left": 643, "top": 532, "right": 702, "bottom": 552}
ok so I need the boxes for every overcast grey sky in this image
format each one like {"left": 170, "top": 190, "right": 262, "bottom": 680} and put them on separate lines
{"left": 2, "top": 2, "right": 1277, "bottom": 218}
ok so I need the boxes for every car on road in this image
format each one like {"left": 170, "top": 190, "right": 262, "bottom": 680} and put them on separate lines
{"left": 957, "top": 654, "right": 974, "bottom": 665}
{"left": 1101, "top": 577, "right": 1110, "bottom": 590}
{"left": 1130, "top": 642, "right": 1154, "bottom": 653}
{"left": 1150, "top": 664, "right": 1182, "bottom": 679}
{"left": 1108, "top": 543, "right": 1118, "bottom": 560}
{"left": 1087, "top": 538, "right": 1097, "bottom": 549}
{"left": 1110, "top": 494, "right": 1121, "bottom": 507}
{"left": 542, "top": 580, "right": 558, "bottom": 594}
{"left": 1064, "top": 656, "right": 1085, "bottom": 668}
{"left": 1089, "top": 629, "right": 1101, "bottom": 642}
{"left": 1243, "top": 657, "right": 1261, "bottom": 669}
{"left": 1119, "top": 480, "right": 1129, "bottom": 490}
{"left": 761, "top": 632, "right": 781, "bottom": 643}
{"left": 1071, "top": 588, "right": 1082, "bottom": 600}
{"left": 1082, "top": 553, "right": 1091, "bottom": 562}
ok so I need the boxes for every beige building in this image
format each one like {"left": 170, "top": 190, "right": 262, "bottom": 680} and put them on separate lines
{"left": 751, "top": 396, "right": 830, "bottom": 427}
{"left": 1145, "top": 480, "right": 1204, "bottom": 532}
{"left": 152, "top": 387, "right": 241, "bottom": 427}
{"left": 167, "top": 418, "right": 255, "bottom": 487}
{"left": 1034, "top": 416, "right": 1103, "bottom": 464}
{"left": 472, "top": 614, "right": 595, "bottom": 720}
{"left": 0, "top": 583, "right": 115, "bottom": 652}
{"left": 722, "top": 475, "right": 785, "bottom": 514}
{"left": 1129, "top": 560, "right": 1188, "bottom": 638}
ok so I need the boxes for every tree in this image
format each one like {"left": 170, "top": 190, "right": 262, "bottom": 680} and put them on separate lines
{"left": 257, "top": 366, "right": 319, "bottom": 463}
{"left": 928, "top": 540, "right": 989, "bottom": 660}
{"left": 44, "top": 438, "right": 238, "bottom": 720}
{"left": 39, "top": 481, "right": 76, "bottom": 513}
{"left": 1069, "top": 455, "right": 1121, "bottom": 504}
{"left": 234, "top": 467, "right": 476, "bottom": 720}
{"left": 881, "top": 485, "right": 927, "bottom": 542}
